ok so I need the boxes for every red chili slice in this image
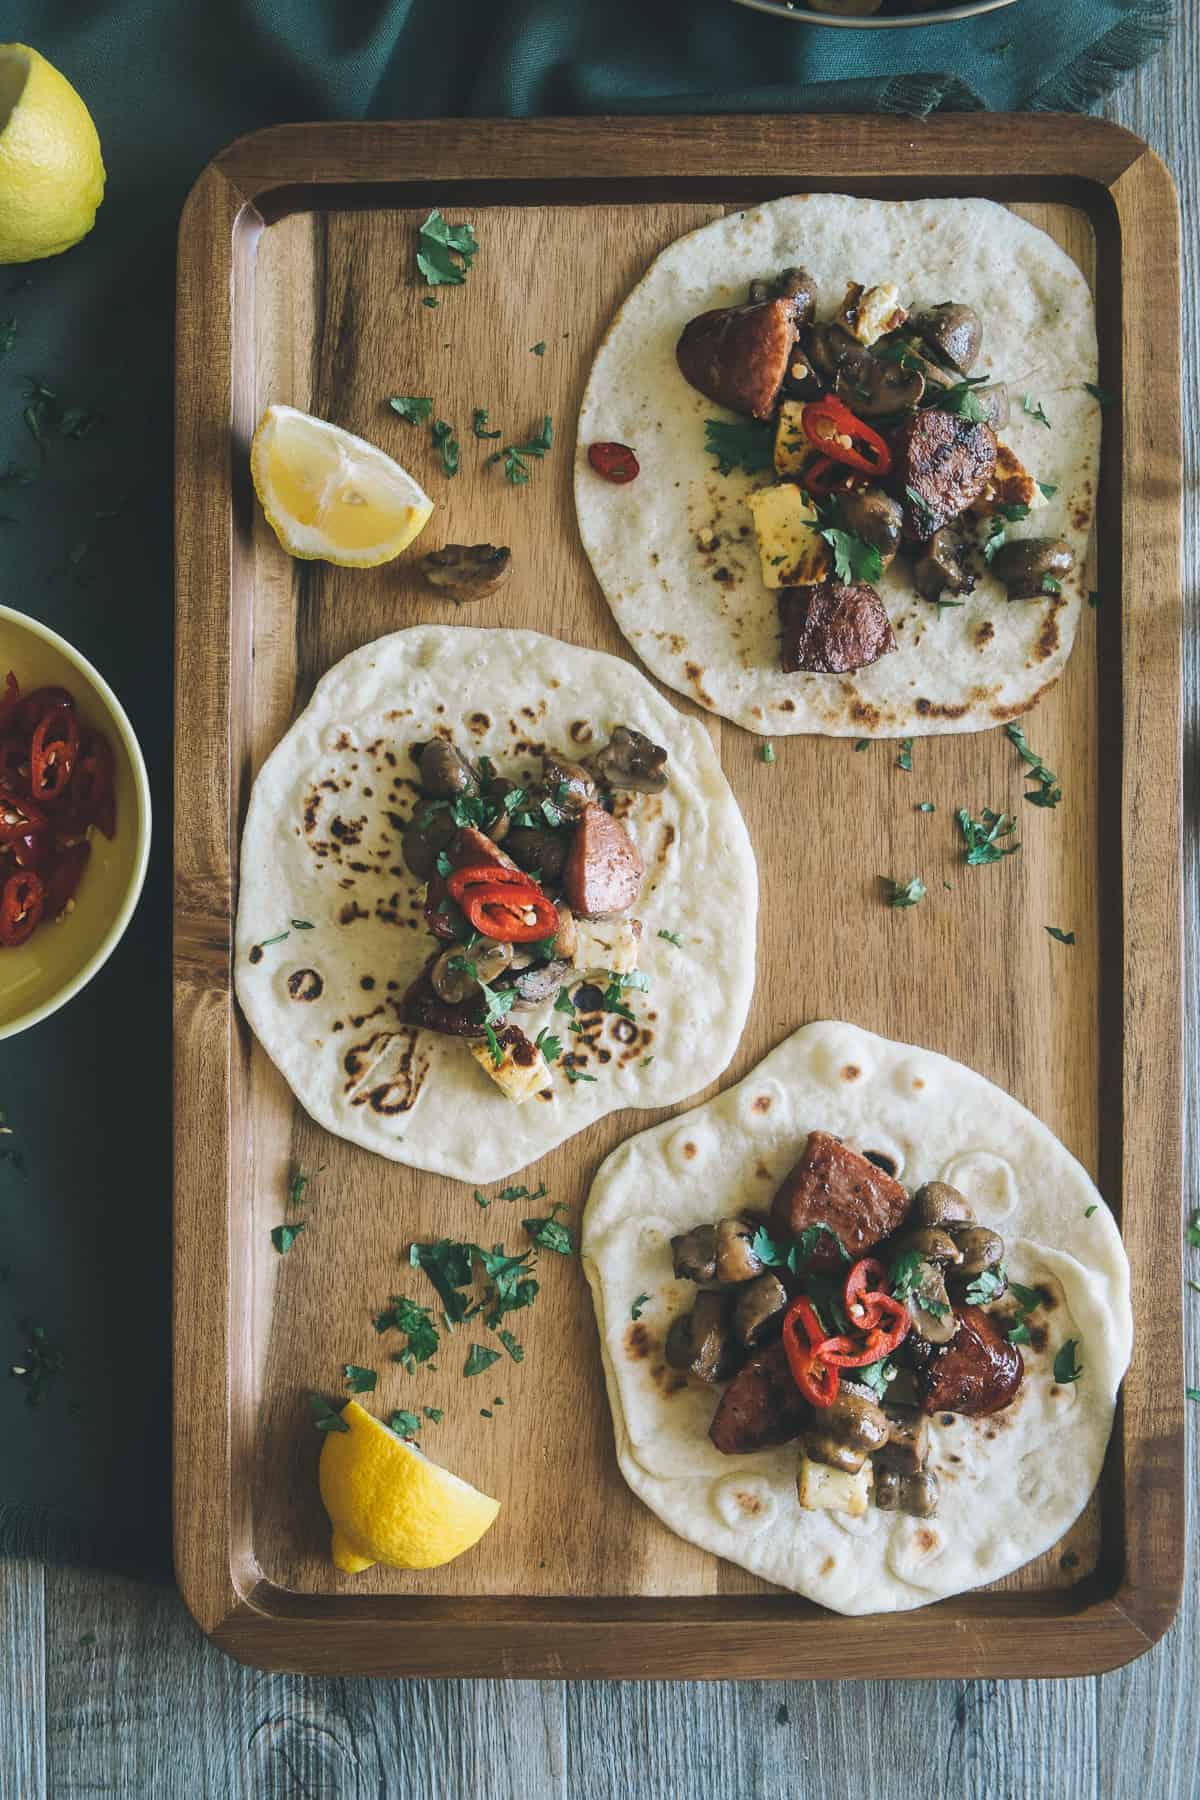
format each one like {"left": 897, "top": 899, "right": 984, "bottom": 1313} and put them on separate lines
{"left": 0, "top": 672, "right": 20, "bottom": 732}
{"left": 462, "top": 881, "right": 559, "bottom": 943}
{"left": 16, "top": 686, "right": 74, "bottom": 738}
{"left": 844, "top": 1257, "right": 888, "bottom": 1330}
{"left": 0, "top": 738, "right": 29, "bottom": 789}
{"left": 781, "top": 1296, "right": 839, "bottom": 1408}
{"left": 66, "top": 729, "right": 116, "bottom": 838}
{"left": 0, "top": 870, "right": 44, "bottom": 946}
{"left": 801, "top": 396, "right": 893, "bottom": 478}
{"left": 819, "top": 1292, "right": 910, "bottom": 1367}
{"left": 587, "top": 442, "right": 640, "bottom": 485}
{"left": 30, "top": 705, "right": 79, "bottom": 805}
{"left": 42, "top": 842, "right": 91, "bottom": 918}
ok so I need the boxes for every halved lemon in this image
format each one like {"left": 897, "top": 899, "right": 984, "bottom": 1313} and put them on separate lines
{"left": 319, "top": 1400, "right": 500, "bottom": 1574}
{"left": 0, "top": 44, "right": 105, "bottom": 263}
{"left": 250, "top": 405, "right": 434, "bottom": 567}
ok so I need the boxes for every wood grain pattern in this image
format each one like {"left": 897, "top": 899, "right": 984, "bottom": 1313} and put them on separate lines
{"left": 0, "top": 1558, "right": 45, "bottom": 1799}
{"left": 172, "top": 116, "right": 1181, "bottom": 1677}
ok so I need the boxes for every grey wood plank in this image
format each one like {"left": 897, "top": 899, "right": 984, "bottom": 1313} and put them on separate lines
{"left": 0, "top": 1557, "right": 46, "bottom": 1800}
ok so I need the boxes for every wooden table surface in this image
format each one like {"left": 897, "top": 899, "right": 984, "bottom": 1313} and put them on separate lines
{"left": 3, "top": 32, "right": 1196, "bottom": 1799}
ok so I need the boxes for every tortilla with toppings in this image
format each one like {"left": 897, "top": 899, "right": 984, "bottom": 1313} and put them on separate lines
{"left": 575, "top": 195, "right": 1100, "bottom": 737}
{"left": 582, "top": 1022, "right": 1131, "bottom": 1614}
{"left": 235, "top": 626, "right": 757, "bottom": 1182}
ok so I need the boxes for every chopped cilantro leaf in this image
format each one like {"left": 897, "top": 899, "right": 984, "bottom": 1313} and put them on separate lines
{"left": 918, "top": 801, "right": 935, "bottom": 813}
{"left": 657, "top": 928, "right": 683, "bottom": 947}
{"left": 1022, "top": 394, "right": 1051, "bottom": 429}
{"left": 854, "top": 739, "right": 870, "bottom": 751}
{"left": 530, "top": 341, "right": 546, "bottom": 356}
{"left": 474, "top": 1189, "right": 491, "bottom": 1210}
{"left": 343, "top": 1364, "right": 377, "bottom": 1393}
{"left": 1188, "top": 1389, "right": 1200, "bottom": 1403}
{"left": 388, "top": 395, "right": 433, "bottom": 424}
{"left": 1046, "top": 926, "right": 1076, "bottom": 945}
{"left": 938, "top": 381, "right": 988, "bottom": 423}
{"left": 388, "top": 1410, "right": 422, "bottom": 1438}
{"left": 257, "top": 930, "right": 290, "bottom": 948}
{"left": 409, "top": 1239, "right": 476, "bottom": 1322}
{"left": 1042, "top": 573, "right": 1062, "bottom": 595}
{"left": 431, "top": 418, "right": 459, "bottom": 477}
{"left": 884, "top": 876, "right": 926, "bottom": 909}
{"left": 1008, "top": 1280, "right": 1043, "bottom": 1315}
{"left": 897, "top": 738, "right": 913, "bottom": 773}
{"left": 424, "top": 1406, "right": 444, "bottom": 1422}
{"left": 375, "top": 1296, "right": 441, "bottom": 1367}
{"left": 464, "top": 1344, "right": 502, "bottom": 1378}
{"left": 535, "top": 1028, "right": 562, "bottom": 1065}
{"left": 421, "top": 296, "right": 439, "bottom": 308}
{"left": 417, "top": 209, "right": 479, "bottom": 286}
{"left": 1085, "top": 1204, "right": 1098, "bottom": 1218}
{"left": 566, "top": 1067, "right": 597, "bottom": 1084}
{"left": 964, "top": 1265, "right": 1007, "bottom": 1305}
{"left": 270, "top": 1222, "right": 305, "bottom": 1254}
{"left": 309, "top": 1394, "right": 349, "bottom": 1433}
{"left": 1007, "top": 1322, "right": 1032, "bottom": 1346}
{"left": 856, "top": 1358, "right": 897, "bottom": 1400}
{"left": 498, "top": 1184, "right": 547, "bottom": 1205}
{"left": 820, "top": 522, "right": 883, "bottom": 586}
{"left": 523, "top": 1204, "right": 573, "bottom": 1256}
{"left": 703, "top": 417, "right": 774, "bottom": 477}
{"left": 288, "top": 1168, "right": 313, "bottom": 1210}
{"left": 631, "top": 1293, "right": 651, "bottom": 1321}
{"left": 497, "top": 1329, "right": 524, "bottom": 1363}
{"left": 472, "top": 408, "right": 502, "bottom": 439}
{"left": 1005, "top": 721, "right": 1061, "bottom": 809}
{"left": 1053, "top": 1338, "right": 1083, "bottom": 1384}
{"left": 957, "top": 807, "right": 1020, "bottom": 866}
{"left": 1038, "top": 481, "right": 1058, "bottom": 499}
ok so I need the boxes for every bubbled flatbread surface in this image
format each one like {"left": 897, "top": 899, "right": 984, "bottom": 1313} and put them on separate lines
{"left": 575, "top": 196, "right": 1099, "bottom": 737}
{"left": 234, "top": 626, "right": 757, "bottom": 1182}
{"left": 582, "top": 1022, "right": 1131, "bottom": 1614}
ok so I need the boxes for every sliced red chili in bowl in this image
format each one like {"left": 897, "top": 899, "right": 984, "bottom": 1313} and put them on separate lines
{"left": 66, "top": 729, "right": 116, "bottom": 838}
{"left": 0, "top": 870, "right": 45, "bottom": 946}
{"left": 30, "top": 705, "right": 80, "bottom": 805}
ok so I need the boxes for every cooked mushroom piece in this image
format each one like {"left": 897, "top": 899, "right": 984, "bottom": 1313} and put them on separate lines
{"left": 912, "top": 1181, "right": 975, "bottom": 1228}
{"left": 507, "top": 958, "right": 570, "bottom": 1006}
{"left": 899, "top": 1227, "right": 964, "bottom": 1266}
{"left": 400, "top": 809, "right": 456, "bottom": 881}
{"left": 733, "top": 1272, "right": 789, "bottom": 1347}
{"left": 542, "top": 753, "right": 596, "bottom": 816}
{"left": 663, "top": 1292, "right": 741, "bottom": 1384}
{"left": 417, "top": 739, "right": 479, "bottom": 799}
{"left": 874, "top": 1468, "right": 939, "bottom": 1517}
{"left": 588, "top": 725, "right": 669, "bottom": 794}
{"left": 947, "top": 1225, "right": 1005, "bottom": 1279}
{"left": 419, "top": 542, "right": 513, "bottom": 602}
{"left": 912, "top": 528, "right": 975, "bottom": 603}
{"left": 715, "top": 1216, "right": 766, "bottom": 1284}
{"left": 903, "top": 1260, "right": 958, "bottom": 1345}
{"left": 805, "top": 323, "right": 925, "bottom": 416}
{"left": 833, "top": 488, "right": 904, "bottom": 567}
{"left": 773, "top": 266, "right": 818, "bottom": 325}
{"left": 505, "top": 824, "right": 567, "bottom": 884}
{"left": 671, "top": 1222, "right": 718, "bottom": 1284}
{"left": 876, "top": 1405, "right": 931, "bottom": 1475}
{"left": 913, "top": 303, "right": 984, "bottom": 374}
{"left": 431, "top": 940, "right": 511, "bottom": 1003}
{"left": 990, "top": 537, "right": 1076, "bottom": 601}
{"left": 803, "top": 1383, "right": 889, "bottom": 1474}
{"left": 551, "top": 899, "right": 577, "bottom": 963}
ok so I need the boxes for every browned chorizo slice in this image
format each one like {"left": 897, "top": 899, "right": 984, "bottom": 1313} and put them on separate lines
{"left": 676, "top": 298, "right": 800, "bottom": 421}
{"left": 563, "top": 802, "right": 643, "bottom": 918}
{"left": 708, "top": 1340, "right": 810, "bottom": 1455}
{"left": 398, "top": 959, "right": 487, "bottom": 1037}
{"left": 778, "top": 581, "right": 897, "bottom": 675}
{"left": 769, "top": 1131, "right": 911, "bottom": 1269}
{"left": 893, "top": 408, "right": 997, "bottom": 540}
{"left": 912, "top": 1304, "right": 1024, "bottom": 1418}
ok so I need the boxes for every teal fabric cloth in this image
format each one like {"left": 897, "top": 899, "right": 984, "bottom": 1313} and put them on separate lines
{"left": 0, "top": 0, "right": 1173, "bottom": 1574}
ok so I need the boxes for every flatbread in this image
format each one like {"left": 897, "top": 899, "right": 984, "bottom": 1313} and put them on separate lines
{"left": 582, "top": 1022, "right": 1131, "bottom": 1614}
{"left": 235, "top": 626, "right": 757, "bottom": 1182}
{"left": 575, "top": 195, "right": 1100, "bottom": 737}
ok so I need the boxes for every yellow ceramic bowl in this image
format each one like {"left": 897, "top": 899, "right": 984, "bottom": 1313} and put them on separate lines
{"left": 0, "top": 606, "right": 150, "bottom": 1038}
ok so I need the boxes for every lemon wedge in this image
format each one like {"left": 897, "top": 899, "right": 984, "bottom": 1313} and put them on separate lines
{"left": 319, "top": 1400, "right": 500, "bottom": 1574}
{"left": 0, "top": 44, "right": 105, "bottom": 263}
{"left": 251, "top": 405, "right": 434, "bottom": 567}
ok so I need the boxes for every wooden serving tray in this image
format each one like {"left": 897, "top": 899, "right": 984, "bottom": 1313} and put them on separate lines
{"left": 173, "top": 116, "right": 1182, "bottom": 1678}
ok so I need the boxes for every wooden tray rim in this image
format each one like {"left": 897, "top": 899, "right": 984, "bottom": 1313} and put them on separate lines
{"left": 173, "top": 113, "right": 1183, "bottom": 1680}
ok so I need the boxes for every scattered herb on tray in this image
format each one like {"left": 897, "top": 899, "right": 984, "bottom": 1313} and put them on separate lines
{"left": 416, "top": 209, "right": 479, "bottom": 287}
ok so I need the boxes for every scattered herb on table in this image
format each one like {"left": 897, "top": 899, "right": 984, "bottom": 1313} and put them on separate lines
{"left": 464, "top": 1344, "right": 502, "bottom": 1378}
{"left": 760, "top": 742, "right": 776, "bottom": 765}
{"left": 957, "top": 807, "right": 1020, "bottom": 866}
{"left": 388, "top": 1409, "right": 422, "bottom": 1438}
{"left": 486, "top": 415, "right": 554, "bottom": 486}
{"left": 1005, "top": 721, "right": 1061, "bottom": 809}
{"left": 472, "top": 408, "right": 502, "bottom": 440}
{"left": 270, "top": 1222, "right": 305, "bottom": 1255}
{"left": 343, "top": 1364, "right": 377, "bottom": 1394}
{"left": 883, "top": 876, "right": 926, "bottom": 910}
{"left": 474, "top": 1189, "right": 491, "bottom": 1210}
{"left": 631, "top": 1293, "right": 651, "bottom": 1321}
{"left": 431, "top": 418, "right": 459, "bottom": 477}
{"left": 530, "top": 341, "right": 546, "bottom": 356}
{"left": 703, "top": 417, "right": 774, "bottom": 477}
{"left": 416, "top": 209, "right": 479, "bottom": 286}
{"left": 497, "top": 1329, "right": 524, "bottom": 1363}
{"left": 375, "top": 1296, "right": 440, "bottom": 1370}
{"left": 1022, "top": 394, "right": 1051, "bottom": 429}
{"left": 854, "top": 739, "right": 870, "bottom": 752}
{"left": 523, "top": 1204, "right": 573, "bottom": 1256}
{"left": 388, "top": 395, "right": 433, "bottom": 424}
{"left": 423, "top": 1406, "right": 444, "bottom": 1422}
{"left": 309, "top": 1394, "right": 349, "bottom": 1433}
{"left": 917, "top": 801, "right": 935, "bottom": 814}
{"left": 1053, "top": 1338, "right": 1083, "bottom": 1384}
{"left": 498, "top": 1184, "right": 547, "bottom": 1205}
{"left": 897, "top": 738, "right": 913, "bottom": 773}
{"left": 8, "top": 1320, "right": 64, "bottom": 1406}
{"left": 1046, "top": 926, "right": 1076, "bottom": 946}
{"left": 421, "top": 296, "right": 439, "bottom": 308}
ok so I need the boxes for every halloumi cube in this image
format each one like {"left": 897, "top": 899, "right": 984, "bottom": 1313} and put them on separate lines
{"left": 836, "top": 281, "right": 908, "bottom": 348}
{"left": 797, "top": 1451, "right": 872, "bottom": 1519}
{"left": 573, "top": 916, "right": 641, "bottom": 977}
{"left": 746, "top": 482, "right": 831, "bottom": 589}
{"left": 469, "top": 1025, "right": 548, "bottom": 1103}
{"left": 774, "top": 399, "right": 819, "bottom": 478}
{"left": 969, "top": 440, "right": 1047, "bottom": 516}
